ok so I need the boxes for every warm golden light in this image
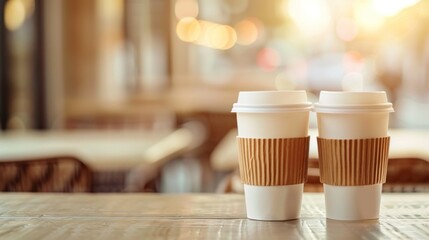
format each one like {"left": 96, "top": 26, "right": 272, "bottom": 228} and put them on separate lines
{"left": 287, "top": 0, "right": 331, "bottom": 37}
{"left": 200, "top": 21, "right": 236, "bottom": 50}
{"left": 224, "top": 25, "right": 237, "bottom": 49}
{"left": 20, "top": 0, "right": 34, "bottom": 18}
{"left": 209, "top": 25, "right": 229, "bottom": 49}
{"left": 193, "top": 20, "right": 215, "bottom": 45}
{"left": 372, "top": 0, "right": 420, "bottom": 17}
{"left": 235, "top": 19, "right": 258, "bottom": 46}
{"left": 176, "top": 17, "right": 201, "bottom": 42}
{"left": 175, "top": 0, "right": 199, "bottom": 19}
{"left": 354, "top": 0, "right": 419, "bottom": 33}
{"left": 354, "top": 1, "right": 385, "bottom": 33}
{"left": 4, "top": 0, "right": 26, "bottom": 31}
{"left": 177, "top": 18, "right": 237, "bottom": 50}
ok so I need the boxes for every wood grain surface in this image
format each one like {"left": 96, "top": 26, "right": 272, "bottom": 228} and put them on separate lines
{"left": 0, "top": 193, "right": 428, "bottom": 239}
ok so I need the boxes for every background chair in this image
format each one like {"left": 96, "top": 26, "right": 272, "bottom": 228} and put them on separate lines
{"left": 383, "top": 158, "right": 429, "bottom": 192}
{"left": 0, "top": 156, "right": 92, "bottom": 192}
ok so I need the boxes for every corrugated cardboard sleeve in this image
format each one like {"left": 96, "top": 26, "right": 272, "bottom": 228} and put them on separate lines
{"left": 317, "top": 137, "right": 390, "bottom": 186}
{"left": 237, "top": 137, "right": 310, "bottom": 186}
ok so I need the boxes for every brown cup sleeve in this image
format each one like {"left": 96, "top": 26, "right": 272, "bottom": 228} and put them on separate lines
{"left": 317, "top": 137, "right": 390, "bottom": 186}
{"left": 237, "top": 136, "right": 310, "bottom": 186}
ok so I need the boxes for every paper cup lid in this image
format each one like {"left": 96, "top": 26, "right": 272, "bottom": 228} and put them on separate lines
{"left": 313, "top": 91, "right": 394, "bottom": 113}
{"left": 231, "top": 91, "right": 312, "bottom": 113}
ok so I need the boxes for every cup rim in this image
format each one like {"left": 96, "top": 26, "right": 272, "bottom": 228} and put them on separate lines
{"left": 313, "top": 102, "right": 394, "bottom": 113}
{"left": 231, "top": 102, "right": 313, "bottom": 113}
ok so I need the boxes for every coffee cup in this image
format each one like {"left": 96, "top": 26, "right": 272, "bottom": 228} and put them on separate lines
{"left": 232, "top": 90, "right": 312, "bottom": 221}
{"left": 313, "top": 91, "right": 394, "bottom": 221}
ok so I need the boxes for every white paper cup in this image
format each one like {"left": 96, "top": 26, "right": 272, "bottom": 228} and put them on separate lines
{"left": 314, "top": 91, "right": 394, "bottom": 221}
{"left": 232, "top": 91, "right": 312, "bottom": 221}
{"left": 314, "top": 91, "right": 393, "bottom": 139}
{"left": 324, "top": 184, "right": 382, "bottom": 221}
{"left": 244, "top": 184, "right": 303, "bottom": 221}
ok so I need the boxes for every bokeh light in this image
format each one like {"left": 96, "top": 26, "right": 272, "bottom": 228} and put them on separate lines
{"left": 354, "top": 1, "right": 385, "bottom": 33}
{"left": 4, "top": 0, "right": 26, "bottom": 31}
{"left": 220, "top": 25, "right": 237, "bottom": 50}
{"left": 354, "top": 0, "right": 419, "bottom": 33}
{"left": 203, "top": 22, "right": 236, "bottom": 50}
{"left": 175, "top": 0, "right": 199, "bottom": 19}
{"left": 209, "top": 25, "right": 230, "bottom": 49}
{"left": 257, "top": 48, "right": 281, "bottom": 71}
{"left": 372, "top": 0, "right": 420, "bottom": 17}
{"left": 177, "top": 18, "right": 237, "bottom": 50}
{"left": 192, "top": 20, "right": 213, "bottom": 45}
{"left": 20, "top": 0, "right": 34, "bottom": 18}
{"left": 176, "top": 17, "right": 201, "bottom": 42}
{"left": 287, "top": 0, "right": 331, "bottom": 37}
{"left": 235, "top": 19, "right": 259, "bottom": 46}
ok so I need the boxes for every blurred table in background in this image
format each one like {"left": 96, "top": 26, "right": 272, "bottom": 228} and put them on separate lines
{"left": 0, "top": 193, "right": 427, "bottom": 239}
{"left": 0, "top": 130, "right": 173, "bottom": 192}
{"left": 0, "top": 130, "right": 171, "bottom": 171}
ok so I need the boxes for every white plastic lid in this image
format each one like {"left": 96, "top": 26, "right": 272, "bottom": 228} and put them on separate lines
{"left": 231, "top": 91, "right": 312, "bottom": 113}
{"left": 313, "top": 91, "right": 394, "bottom": 113}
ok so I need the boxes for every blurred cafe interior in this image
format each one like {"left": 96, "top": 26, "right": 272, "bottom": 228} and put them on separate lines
{"left": 0, "top": 0, "right": 429, "bottom": 193}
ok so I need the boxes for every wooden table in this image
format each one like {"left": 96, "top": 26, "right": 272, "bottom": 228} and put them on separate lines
{"left": 0, "top": 193, "right": 427, "bottom": 239}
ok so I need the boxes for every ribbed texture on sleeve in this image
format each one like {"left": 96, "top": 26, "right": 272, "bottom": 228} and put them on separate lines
{"left": 237, "top": 137, "right": 309, "bottom": 186}
{"left": 317, "top": 137, "right": 390, "bottom": 186}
